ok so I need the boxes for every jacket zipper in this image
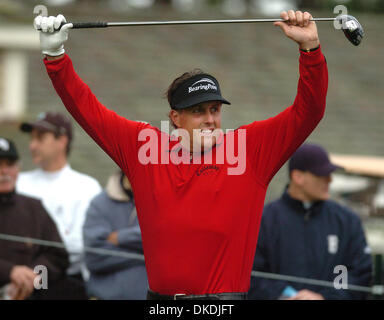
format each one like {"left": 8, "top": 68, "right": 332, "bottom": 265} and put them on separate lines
{"left": 304, "top": 209, "right": 311, "bottom": 221}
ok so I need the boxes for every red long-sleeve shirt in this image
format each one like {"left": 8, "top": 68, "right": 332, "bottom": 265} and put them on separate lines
{"left": 44, "top": 47, "right": 327, "bottom": 295}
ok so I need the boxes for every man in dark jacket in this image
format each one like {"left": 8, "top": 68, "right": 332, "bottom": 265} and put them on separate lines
{"left": 0, "top": 137, "right": 69, "bottom": 300}
{"left": 249, "top": 143, "right": 372, "bottom": 300}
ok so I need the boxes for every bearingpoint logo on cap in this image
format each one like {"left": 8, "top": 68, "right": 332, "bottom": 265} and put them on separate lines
{"left": 188, "top": 78, "right": 218, "bottom": 94}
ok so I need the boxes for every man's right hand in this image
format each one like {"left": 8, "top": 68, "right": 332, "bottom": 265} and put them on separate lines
{"left": 34, "top": 14, "right": 73, "bottom": 59}
{"left": 274, "top": 10, "right": 320, "bottom": 51}
{"left": 9, "top": 266, "right": 37, "bottom": 300}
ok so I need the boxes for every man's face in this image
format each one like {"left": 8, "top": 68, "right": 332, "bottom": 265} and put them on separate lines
{"left": 299, "top": 171, "right": 332, "bottom": 201}
{"left": 171, "top": 101, "right": 222, "bottom": 152}
{"left": 0, "top": 158, "right": 19, "bottom": 193}
{"left": 29, "top": 129, "right": 66, "bottom": 168}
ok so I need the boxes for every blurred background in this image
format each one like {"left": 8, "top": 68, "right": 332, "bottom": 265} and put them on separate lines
{"left": 0, "top": 0, "right": 383, "bottom": 261}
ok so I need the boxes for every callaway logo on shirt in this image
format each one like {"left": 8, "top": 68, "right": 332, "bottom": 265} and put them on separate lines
{"left": 188, "top": 78, "right": 218, "bottom": 93}
{"left": 195, "top": 165, "right": 220, "bottom": 176}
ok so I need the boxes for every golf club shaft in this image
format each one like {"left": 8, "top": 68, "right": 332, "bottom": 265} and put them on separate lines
{"left": 70, "top": 17, "right": 336, "bottom": 29}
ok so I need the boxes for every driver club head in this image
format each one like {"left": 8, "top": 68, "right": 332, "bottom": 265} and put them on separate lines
{"left": 336, "top": 15, "right": 364, "bottom": 46}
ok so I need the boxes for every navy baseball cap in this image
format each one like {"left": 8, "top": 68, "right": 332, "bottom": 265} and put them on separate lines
{"left": 170, "top": 73, "right": 231, "bottom": 110}
{"left": 0, "top": 137, "right": 19, "bottom": 161}
{"left": 289, "top": 143, "right": 342, "bottom": 176}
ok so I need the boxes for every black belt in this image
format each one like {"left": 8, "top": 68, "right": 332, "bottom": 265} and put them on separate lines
{"left": 147, "top": 289, "right": 247, "bottom": 300}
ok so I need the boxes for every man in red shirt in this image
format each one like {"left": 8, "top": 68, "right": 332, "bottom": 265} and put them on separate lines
{"left": 34, "top": 10, "right": 328, "bottom": 299}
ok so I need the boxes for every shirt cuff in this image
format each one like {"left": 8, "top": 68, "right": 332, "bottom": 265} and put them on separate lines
{"left": 43, "top": 54, "right": 69, "bottom": 73}
{"left": 299, "top": 44, "right": 325, "bottom": 66}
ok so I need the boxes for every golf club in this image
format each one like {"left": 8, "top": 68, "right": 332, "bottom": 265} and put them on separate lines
{"left": 39, "top": 14, "right": 365, "bottom": 46}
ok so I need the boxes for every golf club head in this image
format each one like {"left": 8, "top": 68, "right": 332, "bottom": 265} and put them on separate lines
{"left": 336, "top": 15, "right": 364, "bottom": 46}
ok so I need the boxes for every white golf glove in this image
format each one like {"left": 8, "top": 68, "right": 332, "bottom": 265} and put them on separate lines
{"left": 33, "top": 14, "right": 73, "bottom": 56}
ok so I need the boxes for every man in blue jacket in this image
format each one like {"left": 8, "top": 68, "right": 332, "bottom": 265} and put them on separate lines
{"left": 83, "top": 171, "right": 148, "bottom": 299}
{"left": 249, "top": 143, "right": 372, "bottom": 300}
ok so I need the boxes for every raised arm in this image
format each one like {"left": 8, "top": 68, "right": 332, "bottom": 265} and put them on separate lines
{"left": 244, "top": 11, "right": 328, "bottom": 186}
{"left": 33, "top": 14, "right": 147, "bottom": 180}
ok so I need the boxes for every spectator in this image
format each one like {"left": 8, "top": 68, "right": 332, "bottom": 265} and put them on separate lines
{"left": 249, "top": 143, "right": 373, "bottom": 300}
{"left": 17, "top": 112, "right": 102, "bottom": 299}
{"left": 83, "top": 170, "right": 148, "bottom": 300}
{"left": 0, "top": 137, "right": 69, "bottom": 300}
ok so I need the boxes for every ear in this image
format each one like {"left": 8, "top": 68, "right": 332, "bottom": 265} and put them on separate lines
{"left": 169, "top": 109, "right": 182, "bottom": 129}
{"left": 57, "top": 135, "right": 69, "bottom": 152}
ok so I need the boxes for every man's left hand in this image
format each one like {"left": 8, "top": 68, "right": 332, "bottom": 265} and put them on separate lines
{"left": 274, "top": 10, "right": 320, "bottom": 51}
{"left": 286, "top": 289, "right": 325, "bottom": 300}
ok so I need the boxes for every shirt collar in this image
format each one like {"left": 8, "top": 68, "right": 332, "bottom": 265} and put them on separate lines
{"left": 282, "top": 185, "right": 324, "bottom": 212}
{"left": 38, "top": 163, "right": 70, "bottom": 177}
